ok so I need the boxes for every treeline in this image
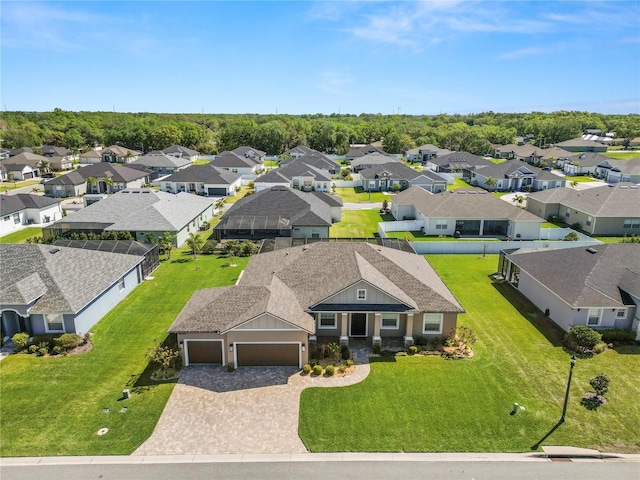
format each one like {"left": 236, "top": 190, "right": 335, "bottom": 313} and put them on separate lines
{"left": 1, "top": 109, "right": 638, "bottom": 156}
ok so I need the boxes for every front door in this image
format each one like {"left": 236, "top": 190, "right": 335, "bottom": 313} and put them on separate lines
{"left": 350, "top": 313, "right": 367, "bottom": 337}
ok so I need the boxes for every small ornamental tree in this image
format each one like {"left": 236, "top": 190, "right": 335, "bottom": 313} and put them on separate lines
{"left": 590, "top": 373, "right": 610, "bottom": 398}
{"left": 147, "top": 344, "right": 180, "bottom": 379}
{"left": 565, "top": 325, "right": 603, "bottom": 352}
{"left": 563, "top": 231, "right": 579, "bottom": 241}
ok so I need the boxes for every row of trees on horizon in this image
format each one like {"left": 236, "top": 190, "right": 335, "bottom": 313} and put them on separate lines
{"left": 1, "top": 109, "right": 638, "bottom": 157}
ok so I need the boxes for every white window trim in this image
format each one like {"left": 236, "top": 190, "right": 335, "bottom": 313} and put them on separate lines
{"left": 357, "top": 289, "right": 367, "bottom": 301}
{"left": 318, "top": 313, "right": 337, "bottom": 329}
{"left": 44, "top": 313, "right": 65, "bottom": 333}
{"left": 422, "top": 313, "right": 443, "bottom": 334}
{"left": 381, "top": 313, "right": 399, "bottom": 329}
{"left": 118, "top": 277, "right": 126, "bottom": 291}
{"left": 616, "top": 308, "right": 626, "bottom": 318}
{"left": 587, "top": 308, "right": 602, "bottom": 326}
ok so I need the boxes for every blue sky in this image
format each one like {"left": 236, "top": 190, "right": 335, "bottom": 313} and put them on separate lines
{"left": 2, "top": 1, "right": 639, "bottom": 114}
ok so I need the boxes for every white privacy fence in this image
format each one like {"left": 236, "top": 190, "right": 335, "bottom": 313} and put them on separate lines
{"left": 378, "top": 220, "right": 424, "bottom": 235}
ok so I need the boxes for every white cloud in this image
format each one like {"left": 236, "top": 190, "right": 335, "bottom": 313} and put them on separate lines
{"left": 499, "top": 47, "right": 546, "bottom": 60}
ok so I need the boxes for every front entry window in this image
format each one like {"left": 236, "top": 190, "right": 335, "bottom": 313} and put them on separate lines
{"left": 45, "top": 313, "right": 64, "bottom": 332}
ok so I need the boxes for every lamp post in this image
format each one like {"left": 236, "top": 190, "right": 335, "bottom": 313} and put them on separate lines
{"left": 560, "top": 355, "right": 577, "bottom": 424}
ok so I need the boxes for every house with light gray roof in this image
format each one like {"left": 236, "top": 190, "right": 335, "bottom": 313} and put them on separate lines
{"left": 43, "top": 189, "right": 214, "bottom": 246}
{"left": 392, "top": 186, "right": 544, "bottom": 239}
{"left": 0, "top": 244, "right": 143, "bottom": 339}
{"left": 1, "top": 194, "right": 62, "bottom": 237}
{"left": 360, "top": 162, "right": 448, "bottom": 193}
{"left": 470, "top": 162, "right": 566, "bottom": 192}
{"left": 404, "top": 144, "right": 452, "bottom": 164}
{"left": 254, "top": 162, "right": 333, "bottom": 192}
{"left": 160, "top": 165, "right": 242, "bottom": 196}
{"left": 162, "top": 145, "right": 200, "bottom": 162}
{"left": 595, "top": 157, "right": 640, "bottom": 184}
{"left": 169, "top": 241, "right": 464, "bottom": 367}
{"left": 129, "top": 151, "right": 191, "bottom": 177}
{"left": 499, "top": 244, "right": 640, "bottom": 339}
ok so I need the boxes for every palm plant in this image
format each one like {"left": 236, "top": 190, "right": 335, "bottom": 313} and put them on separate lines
{"left": 512, "top": 195, "right": 526, "bottom": 208}
{"left": 186, "top": 232, "right": 204, "bottom": 260}
{"left": 484, "top": 176, "right": 497, "bottom": 191}
{"left": 103, "top": 177, "right": 114, "bottom": 193}
{"left": 159, "top": 232, "right": 175, "bottom": 260}
{"left": 86, "top": 176, "right": 97, "bottom": 192}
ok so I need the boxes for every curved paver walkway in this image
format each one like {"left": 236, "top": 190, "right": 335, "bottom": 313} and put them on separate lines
{"left": 133, "top": 360, "right": 370, "bottom": 456}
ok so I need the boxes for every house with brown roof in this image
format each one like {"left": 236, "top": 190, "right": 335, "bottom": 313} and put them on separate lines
{"left": 79, "top": 150, "right": 102, "bottom": 165}
{"left": 554, "top": 138, "right": 608, "bottom": 153}
{"left": 498, "top": 244, "right": 639, "bottom": 339}
{"left": 1, "top": 152, "right": 47, "bottom": 180}
{"left": 392, "top": 187, "right": 544, "bottom": 239}
{"left": 100, "top": 145, "right": 142, "bottom": 163}
{"left": 169, "top": 242, "right": 464, "bottom": 367}
{"left": 525, "top": 183, "right": 640, "bottom": 235}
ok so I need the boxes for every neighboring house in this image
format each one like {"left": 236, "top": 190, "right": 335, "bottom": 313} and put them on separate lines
{"left": 391, "top": 187, "right": 544, "bottom": 239}
{"left": 101, "top": 145, "right": 142, "bottom": 163}
{"left": 232, "top": 146, "right": 266, "bottom": 162}
{"left": 279, "top": 154, "right": 341, "bottom": 174}
{"left": 526, "top": 183, "right": 640, "bottom": 235}
{"left": 43, "top": 163, "right": 151, "bottom": 198}
{"left": 282, "top": 145, "right": 318, "bottom": 158}
{"left": 345, "top": 144, "right": 386, "bottom": 161}
{"left": 360, "top": 162, "right": 448, "bottom": 193}
{"left": 254, "top": 162, "right": 332, "bottom": 192}
{"left": 52, "top": 239, "right": 160, "bottom": 280}
{"left": 404, "top": 144, "right": 452, "bottom": 163}
{"left": 0, "top": 194, "right": 62, "bottom": 236}
{"left": 161, "top": 165, "right": 242, "bottom": 196}
{"left": 426, "top": 152, "right": 493, "bottom": 181}
{"left": 470, "top": 162, "right": 566, "bottom": 192}
{"left": 8, "top": 147, "right": 34, "bottom": 157}
{"left": 0, "top": 244, "right": 144, "bottom": 339}
{"left": 79, "top": 150, "right": 102, "bottom": 165}
{"left": 350, "top": 152, "right": 402, "bottom": 172}
{"left": 169, "top": 242, "right": 464, "bottom": 367}
{"left": 596, "top": 157, "right": 640, "bottom": 184}
{"left": 493, "top": 144, "right": 541, "bottom": 162}
{"left": 539, "top": 147, "right": 573, "bottom": 167}
{"left": 43, "top": 189, "right": 214, "bottom": 247}
{"left": 498, "top": 244, "right": 640, "bottom": 339}
{"left": 0, "top": 163, "right": 7, "bottom": 181}
{"left": 162, "top": 145, "right": 200, "bottom": 162}
{"left": 130, "top": 151, "right": 191, "bottom": 178}
{"left": 40, "top": 145, "right": 70, "bottom": 158}
{"left": 554, "top": 138, "right": 608, "bottom": 153}
{"left": 563, "top": 152, "right": 610, "bottom": 176}
{"left": 48, "top": 156, "right": 73, "bottom": 171}
{"left": 1, "top": 152, "right": 47, "bottom": 180}
{"left": 211, "top": 151, "right": 262, "bottom": 175}
{"left": 0, "top": 149, "right": 10, "bottom": 160}
{"left": 214, "top": 186, "right": 342, "bottom": 239}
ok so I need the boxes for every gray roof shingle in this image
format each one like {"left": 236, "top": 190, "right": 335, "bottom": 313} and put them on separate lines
{"left": 162, "top": 165, "right": 241, "bottom": 184}
{"left": 0, "top": 194, "right": 61, "bottom": 216}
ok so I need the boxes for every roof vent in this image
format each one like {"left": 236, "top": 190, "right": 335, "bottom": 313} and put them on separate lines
{"left": 586, "top": 247, "right": 597, "bottom": 254}
{"left": 630, "top": 185, "right": 638, "bottom": 189}
{"left": 619, "top": 185, "right": 628, "bottom": 189}
{"left": 49, "top": 248, "right": 60, "bottom": 254}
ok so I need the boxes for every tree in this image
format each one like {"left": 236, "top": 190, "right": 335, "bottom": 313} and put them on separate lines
{"left": 484, "top": 177, "right": 497, "bottom": 191}
{"left": 331, "top": 183, "right": 337, "bottom": 195}
{"left": 86, "top": 176, "right": 97, "bottom": 192}
{"left": 103, "top": 177, "right": 113, "bottom": 193}
{"left": 37, "top": 160, "right": 51, "bottom": 174}
{"left": 562, "top": 231, "right": 579, "bottom": 241}
{"left": 512, "top": 195, "right": 526, "bottom": 207}
{"left": 186, "top": 232, "right": 204, "bottom": 259}
{"left": 589, "top": 374, "right": 610, "bottom": 398}
{"left": 570, "top": 180, "right": 579, "bottom": 189}
{"left": 158, "top": 232, "right": 175, "bottom": 260}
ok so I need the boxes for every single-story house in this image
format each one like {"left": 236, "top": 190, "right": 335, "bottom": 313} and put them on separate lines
{"left": 498, "top": 244, "right": 640, "bottom": 339}
{"left": 130, "top": 151, "right": 191, "bottom": 178}
{"left": 525, "top": 183, "right": 640, "bottom": 235}
{"left": 169, "top": 241, "right": 464, "bottom": 367}
{"left": 40, "top": 145, "right": 70, "bottom": 158}
{"left": 0, "top": 163, "right": 7, "bottom": 181}
{"left": 214, "top": 186, "right": 342, "bottom": 239}
{"left": 43, "top": 163, "right": 151, "bottom": 198}
{"left": 211, "top": 151, "right": 262, "bottom": 175}
{"left": 279, "top": 154, "right": 341, "bottom": 174}
{"left": 595, "top": 157, "right": 640, "bottom": 184}
{"left": 282, "top": 145, "right": 319, "bottom": 158}
{"left": 404, "top": 144, "right": 452, "bottom": 163}
{"left": 162, "top": 145, "right": 200, "bottom": 162}
{"left": 470, "top": 162, "right": 566, "bottom": 192}
{"left": 161, "top": 165, "right": 242, "bottom": 196}
{"left": 232, "top": 146, "right": 266, "bottom": 162}
{"left": 391, "top": 187, "right": 544, "bottom": 239}
{"left": 0, "top": 244, "right": 144, "bottom": 338}
{"left": 0, "top": 194, "right": 62, "bottom": 236}
{"left": 345, "top": 144, "right": 387, "bottom": 161}
{"left": 48, "top": 156, "right": 73, "bottom": 171}
{"left": 563, "top": 152, "right": 611, "bottom": 176}
{"left": 0, "top": 149, "right": 10, "bottom": 160}
{"left": 8, "top": 147, "right": 34, "bottom": 156}
{"left": 493, "top": 144, "right": 541, "bottom": 162}
{"left": 79, "top": 150, "right": 102, "bottom": 164}
{"left": 554, "top": 138, "right": 608, "bottom": 153}
{"left": 101, "top": 145, "right": 142, "bottom": 163}
{"left": 360, "top": 162, "right": 448, "bottom": 193}
{"left": 539, "top": 147, "right": 573, "bottom": 167}
{"left": 1, "top": 152, "right": 47, "bottom": 180}
{"left": 426, "top": 152, "right": 493, "bottom": 180}
{"left": 43, "top": 189, "right": 214, "bottom": 247}
{"left": 254, "top": 162, "right": 332, "bottom": 193}
{"left": 350, "top": 152, "right": 402, "bottom": 172}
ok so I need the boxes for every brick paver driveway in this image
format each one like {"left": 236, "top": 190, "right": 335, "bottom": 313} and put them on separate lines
{"left": 134, "top": 361, "right": 370, "bottom": 455}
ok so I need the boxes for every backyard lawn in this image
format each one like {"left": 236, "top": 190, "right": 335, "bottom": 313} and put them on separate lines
{"left": 0, "top": 246, "right": 249, "bottom": 457}
{"left": 565, "top": 175, "right": 596, "bottom": 183}
{"left": 0, "top": 227, "right": 43, "bottom": 244}
{"left": 603, "top": 151, "right": 640, "bottom": 160}
{"left": 224, "top": 186, "right": 254, "bottom": 204}
{"left": 299, "top": 254, "right": 640, "bottom": 453}
{"left": 330, "top": 210, "right": 393, "bottom": 238}
{"left": 384, "top": 231, "right": 500, "bottom": 242}
{"left": 446, "top": 178, "right": 472, "bottom": 190}
{"left": 333, "top": 187, "right": 390, "bottom": 203}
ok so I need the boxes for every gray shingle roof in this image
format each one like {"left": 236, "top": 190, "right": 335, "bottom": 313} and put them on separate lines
{"left": 428, "top": 151, "right": 492, "bottom": 170}
{"left": 0, "top": 194, "right": 61, "bottom": 215}
{"left": 507, "top": 244, "right": 640, "bottom": 308}
{"left": 130, "top": 152, "right": 191, "bottom": 169}
{"left": 162, "top": 145, "right": 200, "bottom": 156}
{"left": 405, "top": 144, "right": 452, "bottom": 156}
{"left": 45, "top": 163, "right": 150, "bottom": 186}
{"left": 232, "top": 146, "right": 266, "bottom": 158}
{"left": 0, "top": 244, "right": 142, "bottom": 314}
{"left": 2, "top": 152, "right": 48, "bottom": 168}
{"left": 555, "top": 138, "right": 606, "bottom": 148}
{"left": 168, "top": 242, "right": 463, "bottom": 334}
{"left": 359, "top": 162, "right": 445, "bottom": 182}
{"left": 567, "top": 152, "right": 610, "bottom": 167}
{"left": 49, "top": 189, "right": 213, "bottom": 232}
{"left": 162, "top": 165, "right": 241, "bottom": 184}
{"left": 526, "top": 183, "right": 640, "bottom": 217}
{"left": 350, "top": 153, "right": 401, "bottom": 169}
{"left": 255, "top": 162, "right": 332, "bottom": 183}
{"left": 211, "top": 152, "right": 258, "bottom": 169}
{"left": 279, "top": 154, "right": 340, "bottom": 172}
{"left": 41, "top": 145, "right": 69, "bottom": 156}
{"left": 393, "top": 186, "right": 544, "bottom": 222}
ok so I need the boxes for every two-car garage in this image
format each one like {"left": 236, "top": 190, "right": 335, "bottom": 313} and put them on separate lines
{"left": 183, "top": 340, "right": 301, "bottom": 367}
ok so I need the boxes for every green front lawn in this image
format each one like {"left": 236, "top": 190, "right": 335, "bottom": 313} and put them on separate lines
{"left": 333, "top": 187, "right": 390, "bottom": 203}
{"left": 565, "top": 175, "right": 596, "bottom": 183}
{"left": 603, "top": 152, "right": 640, "bottom": 160}
{"left": 0, "top": 252, "right": 249, "bottom": 457}
{"left": 330, "top": 210, "right": 393, "bottom": 238}
{"left": 0, "top": 179, "right": 41, "bottom": 192}
{"left": 299, "top": 255, "right": 640, "bottom": 453}
{"left": 541, "top": 222, "right": 561, "bottom": 229}
{"left": 0, "top": 227, "right": 43, "bottom": 244}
